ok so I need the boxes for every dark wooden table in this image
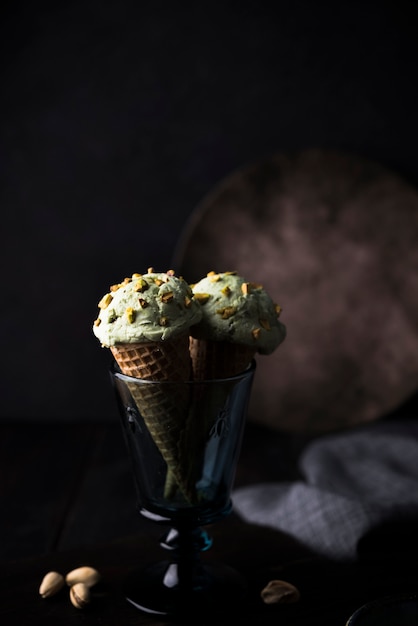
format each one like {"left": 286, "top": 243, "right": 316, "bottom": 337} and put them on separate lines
{"left": 1, "top": 420, "right": 418, "bottom": 625}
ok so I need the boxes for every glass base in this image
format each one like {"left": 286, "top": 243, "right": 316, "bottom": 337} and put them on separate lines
{"left": 124, "top": 559, "right": 248, "bottom": 617}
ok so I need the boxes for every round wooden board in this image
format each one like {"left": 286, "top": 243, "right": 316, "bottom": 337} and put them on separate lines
{"left": 174, "top": 149, "right": 418, "bottom": 433}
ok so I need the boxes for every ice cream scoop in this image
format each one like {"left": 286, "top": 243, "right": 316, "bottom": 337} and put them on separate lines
{"left": 93, "top": 269, "right": 202, "bottom": 347}
{"left": 190, "top": 270, "right": 286, "bottom": 357}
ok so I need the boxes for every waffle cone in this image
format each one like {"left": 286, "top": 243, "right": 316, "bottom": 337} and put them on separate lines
{"left": 189, "top": 337, "right": 255, "bottom": 381}
{"left": 181, "top": 338, "right": 255, "bottom": 493}
{"left": 111, "top": 334, "right": 194, "bottom": 500}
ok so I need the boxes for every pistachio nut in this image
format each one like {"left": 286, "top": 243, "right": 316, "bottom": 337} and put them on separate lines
{"left": 261, "top": 579, "right": 301, "bottom": 604}
{"left": 69, "top": 582, "right": 90, "bottom": 609}
{"left": 65, "top": 566, "right": 101, "bottom": 588}
{"left": 39, "top": 571, "right": 65, "bottom": 598}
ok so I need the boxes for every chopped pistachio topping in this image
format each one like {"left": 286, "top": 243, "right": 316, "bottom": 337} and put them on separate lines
{"left": 252, "top": 328, "right": 261, "bottom": 340}
{"left": 94, "top": 318, "right": 101, "bottom": 327}
{"left": 194, "top": 292, "right": 211, "bottom": 304}
{"left": 159, "top": 316, "right": 169, "bottom": 326}
{"left": 147, "top": 267, "right": 154, "bottom": 273}
{"left": 216, "top": 306, "right": 236, "bottom": 319}
{"left": 260, "top": 318, "right": 271, "bottom": 330}
{"left": 138, "top": 298, "right": 148, "bottom": 308}
{"left": 275, "top": 304, "right": 282, "bottom": 316}
{"left": 221, "top": 285, "right": 232, "bottom": 297}
{"left": 161, "top": 291, "right": 174, "bottom": 303}
{"left": 126, "top": 307, "right": 135, "bottom": 323}
{"left": 133, "top": 278, "right": 149, "bottom": 292}
{"left": 184, "top": 295, "right": 192, "bottom": 308}
{"left": 111, "top": 277, "right": 131, "bottom": 291}
{"left": 98, "top": 293, "right": 113, "bottom": 309}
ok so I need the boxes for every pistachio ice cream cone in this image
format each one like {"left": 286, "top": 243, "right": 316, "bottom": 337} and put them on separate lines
{"left": 93, "top": 269, "right": 202, "bottom": 500}
{"left": 182, "top": 271, "right": 287, "bottom": 491}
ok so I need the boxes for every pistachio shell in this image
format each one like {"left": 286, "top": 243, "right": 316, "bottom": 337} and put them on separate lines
{"left": 65, "top": 566, "right": 101, "bottom": 588}
{"left": 261, "top": 579, "right": 301, "bottom": 604}
{"left": 69, "top": 582, "right": 90, "bottom": 609}
{"left": 39, "top": 571, "right": 65, "bottom": 598}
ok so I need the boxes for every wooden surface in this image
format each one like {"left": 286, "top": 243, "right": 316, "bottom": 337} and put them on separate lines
{"left": 1, "top": 420, "right": 418, "bottom": 625}
{"left": 0, "top": 421, "right": 307, "bottom": 562}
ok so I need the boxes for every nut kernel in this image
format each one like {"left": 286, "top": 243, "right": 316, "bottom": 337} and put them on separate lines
{"left": 98, "top": 293, "right": 113, "bottom": 309}
{"left": 252, "top": 328, "right": 261, "bottom": 340}
{"left": 193, "top": 292, "right": 210, "bottom": 304}
{"left": 216, "top": 306, "right": 236, "bottom": 319}
{"left": 259, "top": 318, "right": 271, "bottom": 331}
{"left": 126, "top": 307, "right": 135, "bottom": 323}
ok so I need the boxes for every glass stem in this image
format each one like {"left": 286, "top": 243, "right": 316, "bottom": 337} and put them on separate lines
{"left": 159, "top": 526, "right": 213, "bottom": 591}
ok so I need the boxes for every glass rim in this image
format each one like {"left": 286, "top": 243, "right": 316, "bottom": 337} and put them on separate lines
{"left": 346, "top": 592, "right": 418, "bottom": 625}
{"left": 110, "top": 357, "right": 256, "bottom": 385}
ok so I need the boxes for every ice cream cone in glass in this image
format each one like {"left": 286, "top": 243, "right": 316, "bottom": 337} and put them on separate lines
{"left": 110, "top": 359, "right": 255, "bottom": 616}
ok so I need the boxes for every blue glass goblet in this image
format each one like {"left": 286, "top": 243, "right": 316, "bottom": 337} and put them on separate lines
{"left": 110, "top": 359, "right": 255, "bottom": 616}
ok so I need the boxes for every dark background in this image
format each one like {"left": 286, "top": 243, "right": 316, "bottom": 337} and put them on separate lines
{"left": 1, "top": 0, "right": 418, "bottom": 422}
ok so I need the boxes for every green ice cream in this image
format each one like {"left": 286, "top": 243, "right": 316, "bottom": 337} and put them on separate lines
{"left": 190, "top": 271, "right": 286, "bottom": 355}
{"left": 93, "top": 269, "right": 202, "bottom": 347}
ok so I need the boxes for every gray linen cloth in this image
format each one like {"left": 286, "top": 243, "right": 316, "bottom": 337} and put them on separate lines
{"left": 232, "top": 419, "right": 418, "bottom": 561}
